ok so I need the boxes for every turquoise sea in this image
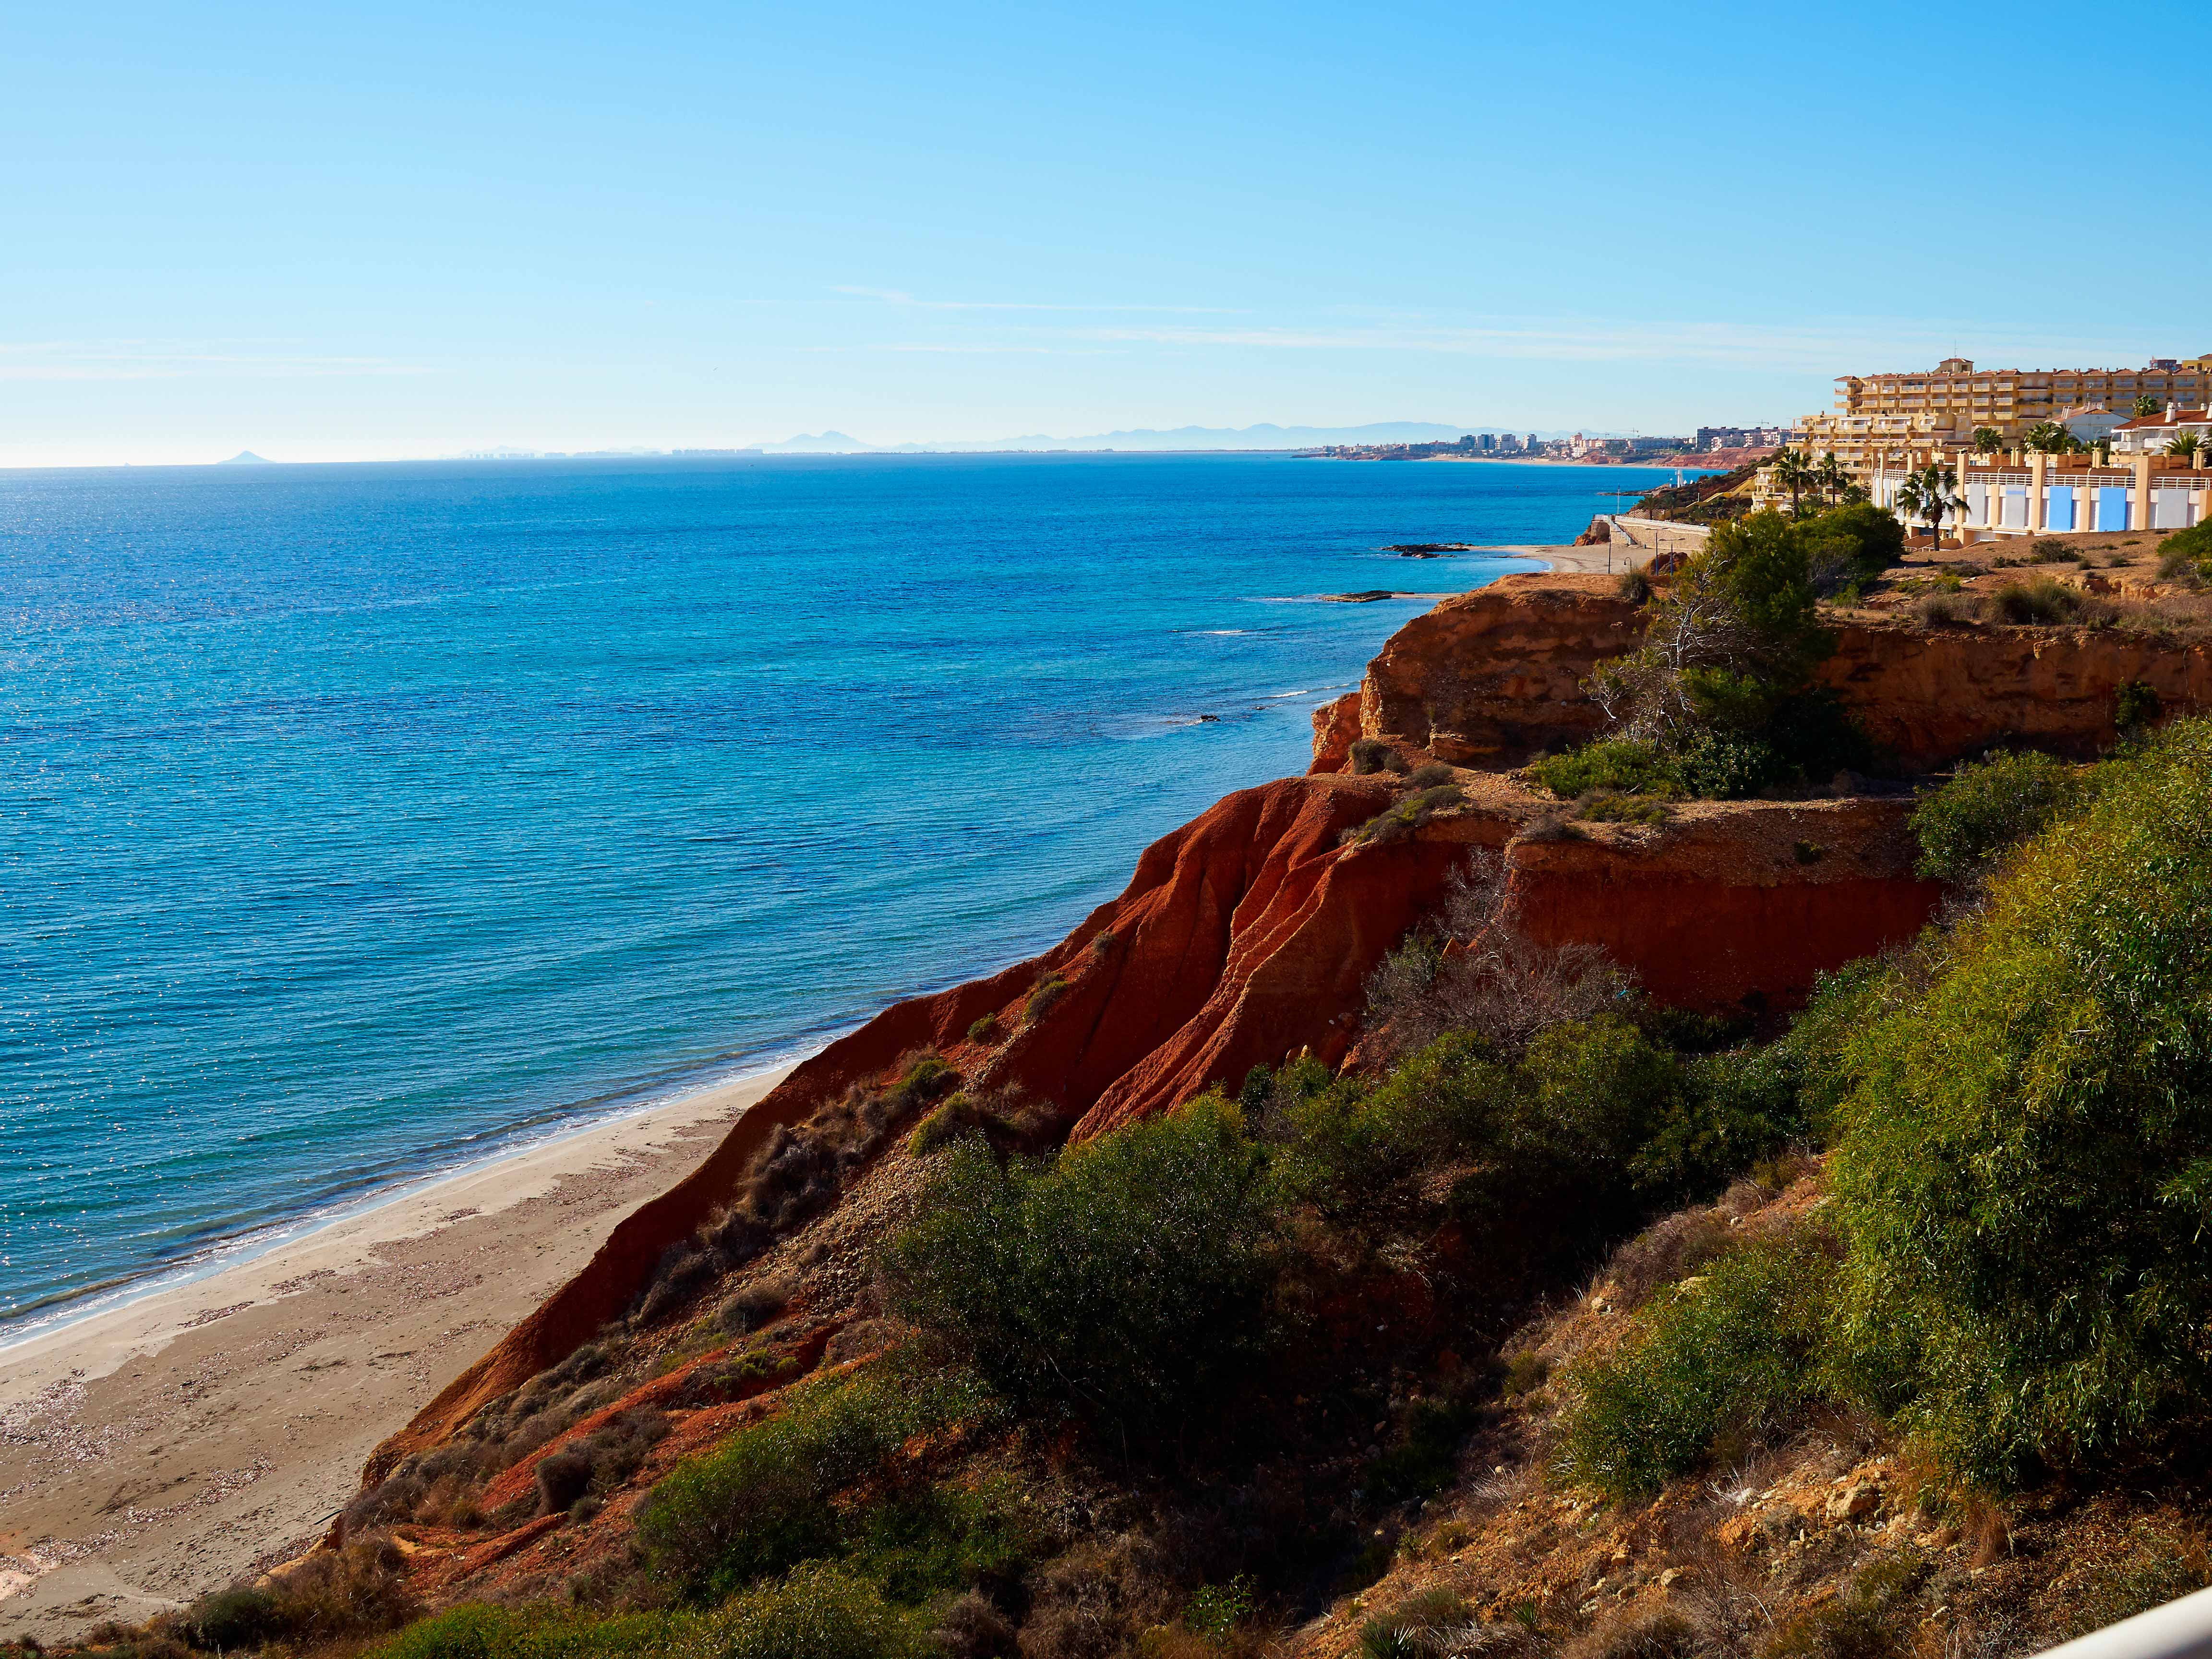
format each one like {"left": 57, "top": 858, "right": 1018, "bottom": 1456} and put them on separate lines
{"left": 0, "top": 453, "right": 1690, "bottom": 1338}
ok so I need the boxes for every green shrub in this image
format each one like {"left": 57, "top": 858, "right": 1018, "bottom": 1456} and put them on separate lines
{"left": 1634, "top": 1044, "right": 1804, "bottom": 1194}
{"left": 1991, "top": 576, "right": 2091, "bottom": 625}
{"left": 1556, "top": 1234, "right": 1837, "bottom": 1503}
{"left": 1767, "top": 957, "right": 1907, "bottom": 1140}
{"left": 1343, "top": 784, "right": 1464, "bottom": 846}
{"left": 1908, "top": 749, "right": 2083, "bottom": 883}
{"left": 1562, "top": 509, "right": 1881, "bottom": 798}
{"left": 1830, "top": 720, "right": 2212, "bottom": 1489}
{"left": 1350, "top": 739, "right": 1407, "bottom": 776}
{"left": 1360, "top": 1589, "right": 1471, "bottom": 1659}
{"left": 178, "top": 1539, "right": 419, "bottom": 1650}
{"left": 1527, "top": 739, "right": 1683, "bottom": 801}
{"left": 2116, "top": 679, "right": 2163, "bottom": 733}
{"left": 178, "top": 1589, "right": 287, "bottom": 1652}
{"left": 1910, "top": 590, "right": 1972, "bottom": 627}
{"left": 2156, "top": 519, "right": 2212, "bottom": 578}
{"left": 637, "top": 1360, "right": 994, "bottom": 1599}
{"left": 1022, "top": 974, "right": 1068, "bottom": 1026}
{"left": 1183, "top": 1578, "right": 1256, "bottom": 1641}
{"left": 965, "top": 1012, "right": 1001, "bottom": 1045}
{"left": 1272, "top": 1031, "right": 1517, "bottom": 1216}
{"left": 369, "top": 1604, "right": 680, "bottom": 1659}
{"left": 707, "top": 1565, "right": 924, "bottom": 1659}
{"left": 882, "top": 1095, "right": 1281, "bottom": 1443}
{"left": 1404, "top": 762, "right": 1456, "bottom": 788}
{"left": 908, "top": 1101, "right": 969, "bottom": 1157}
{"left": 1798, "top": 503, "right": 1906, "bottom": 596}
{"left": 840, "top": 1478, "right": 1040, "bottom": 1606}
{"left": 1578, "top": 792, "right": 1669, "bottom": 825}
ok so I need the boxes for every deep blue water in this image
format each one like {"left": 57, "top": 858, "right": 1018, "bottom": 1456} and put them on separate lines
{"left": 0, "top": 453, "right": 1690, "bottom": 1335}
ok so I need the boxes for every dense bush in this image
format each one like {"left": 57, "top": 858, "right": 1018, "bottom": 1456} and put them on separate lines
{"left": 1350, "top": 738, "right": 1408, "bottom": 776}
{"left": 1991, "top": 576, "right": 2102, "bottom": 626}
{"left": 637, "top": 1359, "right": 997, "bottom": 1599}
{"left": 369, "top": 1568, "right": 921, "bottom": 1659}
{"left": 1796, "top": 503, "right": 1906, "bottom": 599}
{"left": 371, "top": 1604, "right": 683, "bottom": 1659}
{"left": 177, "top": 1539, "right": 420, "bottom": 1651}
{"left": 1549, "top": 508, "right": 1877, "bottom": 798}
{"left": 1022, "top": 974, "right": 1068, "bottom": 1025}
{"left": 1829, "top": 720, "right": 2212, "bottom": 1488}
{"left": 1908, "top": 750, "right": 2084, "bottom": 883}
{"left": 2116, "top": 679, "right": 2163, "bottom": 733}
{"left": 1274, "top": 1011, "right": 1801, "bottom": 1287}
{"left": 1556, "top": 1234, "right": 1838, "bottom": 1502}
{"left": 2157, "top": 519, "right": 2212, "bottom": 580}
{"left": 1527, "top": 739, "right": 1683, "bottom": 801}
{"left": 882, "top": 1095, "right": 1282, "bottom": 1446}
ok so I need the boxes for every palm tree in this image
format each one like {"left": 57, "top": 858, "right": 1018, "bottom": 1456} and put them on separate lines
{"left": 2165, "top": 432, "right": 2201, "bottom": 460}
{"left": 1769, "top": 447, "right": 1815, "bottom": 517}
{"left": 1893, "top": 464, "right": 1966, "bottom": 552}
{"left": 1815, "top": 451, "right": 1851, "bottom": 505}
{"left": 1972, "top": 426, "right": 2002, "bottom": 454}
{"left": 2023, "top": 421, "right": 2069, "bottom": 454}
{"left": 2135, "top": 395, "right": 2164, "bottom": 418}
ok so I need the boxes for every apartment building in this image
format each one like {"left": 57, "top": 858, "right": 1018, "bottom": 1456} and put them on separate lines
{"left": 2111, "top": 405, "right": 2212, "bottom": 455}
{"left": 1793, "top": 356, "right": 2212, "bottom": 477}
{"left": 1866, "top": 447, "right": 2210, "bottom": 537}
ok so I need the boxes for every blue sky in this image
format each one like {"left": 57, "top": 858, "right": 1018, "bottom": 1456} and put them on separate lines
{"left": 5, "top": 0, "right": 2208, "bottom": 465}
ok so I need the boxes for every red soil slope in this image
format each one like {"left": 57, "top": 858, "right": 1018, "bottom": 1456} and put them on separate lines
{"left": 375, "top": 765, "right": 1935, "bottom": 1473}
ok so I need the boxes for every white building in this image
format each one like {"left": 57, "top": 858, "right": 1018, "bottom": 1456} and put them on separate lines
{"left": 2110, "top": 405, "right": 2212, "bottom": 455}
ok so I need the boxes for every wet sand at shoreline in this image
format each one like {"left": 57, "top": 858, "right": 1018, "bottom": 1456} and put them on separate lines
{"left": 0, "top": 1068, "right": 788, "bottom": 1643}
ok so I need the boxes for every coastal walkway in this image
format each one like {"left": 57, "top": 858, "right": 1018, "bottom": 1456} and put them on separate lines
{"left": 1602, "top": 515, "right": 1711, "bottom": 558}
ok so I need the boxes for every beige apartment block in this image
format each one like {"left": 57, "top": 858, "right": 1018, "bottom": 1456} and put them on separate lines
{"left": 1791, "top": 355, "right": 2212, "bottom": 479}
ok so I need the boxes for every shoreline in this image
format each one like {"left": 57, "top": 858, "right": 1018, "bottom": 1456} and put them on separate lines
{"left": 0, "top": 1066, "right": 790, "bottom": 1640}
{"left": 0, "top": 550, "right": 1594, "bottom": 1641}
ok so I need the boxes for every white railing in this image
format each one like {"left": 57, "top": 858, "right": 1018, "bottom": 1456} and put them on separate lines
{"left": 2032, "top": 1585, "right": 2212, "bottom": 1659}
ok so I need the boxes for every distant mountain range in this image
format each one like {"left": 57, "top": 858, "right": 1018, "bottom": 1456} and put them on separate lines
{"left": 217, "top": 450, "right": 274, "bottom": 465}
{"left": 753, "top": 421, "right": 1511, "bottom": 454}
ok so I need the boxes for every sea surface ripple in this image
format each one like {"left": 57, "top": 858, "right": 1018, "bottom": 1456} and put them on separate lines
{"left": 0, "top": 452, "right": 1684, "bottom": 1334}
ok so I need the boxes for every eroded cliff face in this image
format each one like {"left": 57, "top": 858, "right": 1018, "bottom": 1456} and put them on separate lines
{"left": 376, "top": 761, "right": 1938, "bottom": 1473}
{"left": 1327, "top": 569, "right": 2212, "bottom": 773}
{"left": 1348, "top": 574, "right": 1644, "bottom": 767}
{"left": 1823, "top": 623, "right": 2212, "bottom": 767}
{"left": 387, "top": 573, "right": 2173, "bottom": 1475}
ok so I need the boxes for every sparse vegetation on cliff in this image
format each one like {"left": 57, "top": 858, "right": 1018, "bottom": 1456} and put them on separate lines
{"left": 1530, "top": 507, "right": 1896, "bottom": 802}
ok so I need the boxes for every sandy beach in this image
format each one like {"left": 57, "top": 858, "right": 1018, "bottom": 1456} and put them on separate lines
{"left": 1503, "top": 541, "right": 1658, "bottom": 576}
{"left": 0, "top": 1068, "right": 789, "bottom": 1644}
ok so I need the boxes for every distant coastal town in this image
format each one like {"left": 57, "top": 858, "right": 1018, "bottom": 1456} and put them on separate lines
{"left": 1330, "top": 350, "right": 2212, "bottom": 545}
